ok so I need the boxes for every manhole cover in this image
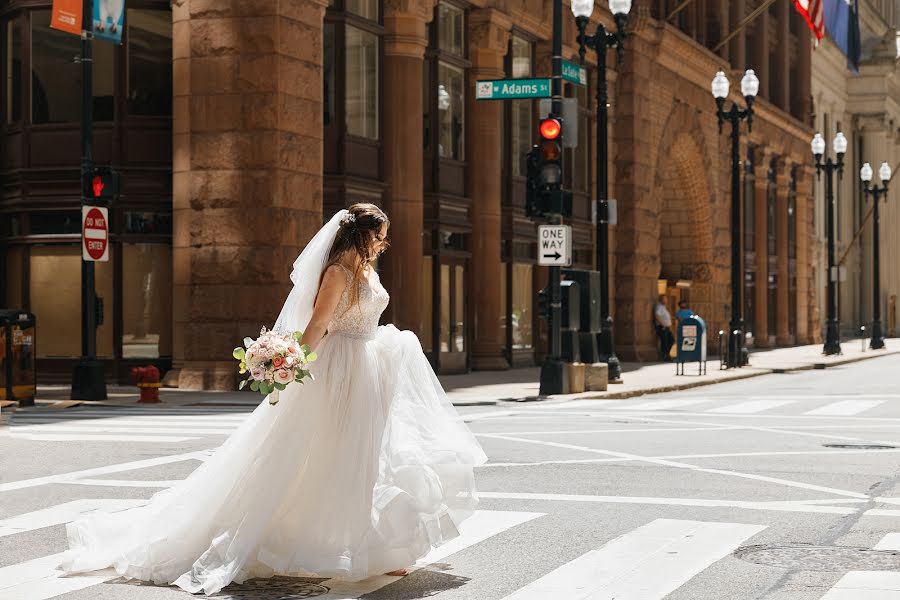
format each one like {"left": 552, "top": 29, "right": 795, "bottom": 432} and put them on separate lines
{"left": 735, "top": 544, "right": 900, "bottom": 571}
{"left": 217, "top": 577, "right": 330, "bottom": 599}
{"left": 823, "top": 443, "right": 897, "bottom": 450}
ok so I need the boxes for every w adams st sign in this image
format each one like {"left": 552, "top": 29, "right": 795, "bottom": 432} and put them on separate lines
{"left": 476, "top": 78, "right": 552, "bottom": 100}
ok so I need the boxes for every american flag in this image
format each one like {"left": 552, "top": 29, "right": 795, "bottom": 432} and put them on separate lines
{"left": 794, "top": 0, "right": 824, "bottom": 43}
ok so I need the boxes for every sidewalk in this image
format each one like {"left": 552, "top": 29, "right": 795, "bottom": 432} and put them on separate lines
{"left": 12, "top": 338, "right": 900, "bottom": 411}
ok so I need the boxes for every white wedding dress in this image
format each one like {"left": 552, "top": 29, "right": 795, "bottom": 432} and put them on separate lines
{"left": 60, "top": 259, "right": 488, "bottom": 595}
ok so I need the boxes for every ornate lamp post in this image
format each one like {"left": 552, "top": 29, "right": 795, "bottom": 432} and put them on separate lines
{"left": 570, "top": 0, "right": 631, "bottom": 382}
{"left": 811, "top": 132, "right": 848, "bottom": 355}
{"left": 860, "top": 161, "right": 892, "bottom": 350}
{"left": 711, "top": 69, "right": 759, "bottom": 368}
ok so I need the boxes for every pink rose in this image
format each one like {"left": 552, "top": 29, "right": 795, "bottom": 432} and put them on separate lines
{"left": 274, "top": 368, "right": 293, "bottom": 385}
{"left": 272, "top": 356, "right": 285, "bottom": 368}
{"left": 250, "top": 367, "right": 265, "bottom": 381}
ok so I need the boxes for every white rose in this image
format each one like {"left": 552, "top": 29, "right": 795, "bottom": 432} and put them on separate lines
{"left": 274, "top": 368, "right": 293, "bottom": 385}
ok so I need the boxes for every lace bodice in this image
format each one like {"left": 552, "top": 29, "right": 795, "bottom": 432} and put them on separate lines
{"left": 327, "top": 265, "right": 390, "bottom": 338}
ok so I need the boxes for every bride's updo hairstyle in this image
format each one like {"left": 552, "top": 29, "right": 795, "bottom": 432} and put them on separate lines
{"left": 325, "top": 203, "right": 390, "bottom": 308}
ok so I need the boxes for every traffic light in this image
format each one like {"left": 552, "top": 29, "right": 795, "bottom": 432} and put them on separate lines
{"left": 525, "top": 116, "right": 573, "bottom": 219}
{"left": 83, "top": 166, "right": 120, "bottom": 201}
{"left": 538, "top": 117, "right": 562, "bottom": 189}
{"left": 537, "top": 285, "right": 550, "bottom": 321}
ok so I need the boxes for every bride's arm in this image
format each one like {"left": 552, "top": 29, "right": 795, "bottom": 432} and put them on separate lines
{"left": 301, "top": 266, "right": 346, "bottom": 351}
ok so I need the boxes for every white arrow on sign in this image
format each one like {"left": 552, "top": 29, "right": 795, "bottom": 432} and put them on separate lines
{"left": 538, "top": 225, "right": 572, "bottom": 267}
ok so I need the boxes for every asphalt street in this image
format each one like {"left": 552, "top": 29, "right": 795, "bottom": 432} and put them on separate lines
{"left": 3, "top": 354, "right": 900, "bottom": 599}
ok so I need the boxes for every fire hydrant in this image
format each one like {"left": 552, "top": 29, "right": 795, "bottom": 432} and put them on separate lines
{"left": 131, "top": 365, "right": 161, "bottom": 403}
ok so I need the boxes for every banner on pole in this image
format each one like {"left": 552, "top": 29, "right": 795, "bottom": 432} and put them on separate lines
{"left": 50, "top": 0, "right": 83, "bottom": 36}
{"left": 93, "top": 0, "right": 125, "bottom": 44}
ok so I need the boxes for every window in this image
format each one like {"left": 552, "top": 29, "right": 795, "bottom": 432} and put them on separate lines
{"left": 30, "top": 245, "right": 114, "bottom": 358}
{"left": 563, "top": 83, "right": 590, "bottom": 193}
{"left": 324, "top": 23, "right": 335, "bottom": 126}
{"left": 346, "top": 26, "right": 378, "bottom": 139}
{"left": 127, "top": 9, "right": 173, "bottom": 116}
{"left": 511, "top": 263, "right": 533, "bottom": 348}
{"left": 422, "top": 256, "right": 433, "bottom": 352}
{"left": 122, "top": 244, "right": 172, "bottom": 357}
{"left": 31, "top": 11, "right": 80, "bottom": 124}
{"left": 438, "top": 3, "right": 464, "bottom": 55}
{"left": 31, "top": 10, "right": 115, "bottom": 123}
{"left": 437, "top": 63, "right": 464, "bottom": 159}
{"left": 5, "top": 19, "right": 22, "bottom": 123}
{"left": 346, "top": 0, "right": 377, "bottom": 20}
{"left": 510, "top": 37, "right": 532, "bottom": 177}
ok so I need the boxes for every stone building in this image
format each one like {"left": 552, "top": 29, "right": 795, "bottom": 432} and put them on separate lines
{"left": 810, "top": 0, "right": 899, "bottom": 342}
{"left": 0, "top": 0, "right": 819, "bottom": 388}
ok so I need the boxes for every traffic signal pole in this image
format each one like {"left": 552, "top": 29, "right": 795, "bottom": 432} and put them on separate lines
{"left": 539, "top": 0, "right": 566, "bottom": 395}
{"left": 71, "top": 0, "right": 107, "bottom": 400}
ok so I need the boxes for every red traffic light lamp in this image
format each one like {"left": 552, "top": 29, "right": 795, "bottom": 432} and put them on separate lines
{"left": 540, "top": 118, "right": 561, "bottom": 140}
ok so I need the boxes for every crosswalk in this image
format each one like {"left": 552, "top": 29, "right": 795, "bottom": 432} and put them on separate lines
{"left": 2, "top": 405, "right": 253, "bottom": 443}
{"left": 499, "top": 396, "right": 900, "bottom": 419}
{"left": 4, "top": 496, "right": 900, "bottom": 599}
{"left": 3, "top": 395, "right": 899, "bottom": 445}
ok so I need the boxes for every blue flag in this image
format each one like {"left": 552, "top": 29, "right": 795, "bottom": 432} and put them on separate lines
{"left": 824, "top": 0, "right": 862, "bottom": 73}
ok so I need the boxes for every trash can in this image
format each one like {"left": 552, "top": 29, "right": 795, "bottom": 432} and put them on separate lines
{"left": 0, "top": 310, "right": 36, "bottom": 407}
{"left": 676, "top": 314, "right": 707, "bottom": 375}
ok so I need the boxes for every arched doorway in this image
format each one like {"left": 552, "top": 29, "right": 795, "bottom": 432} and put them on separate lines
{"left": 657, "top": 132, "right": 716, "bottom": 320}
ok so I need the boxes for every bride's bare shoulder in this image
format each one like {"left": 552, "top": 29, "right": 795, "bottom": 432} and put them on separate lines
{"left": 321, "top": 264, "right": 350, "bottom": 287}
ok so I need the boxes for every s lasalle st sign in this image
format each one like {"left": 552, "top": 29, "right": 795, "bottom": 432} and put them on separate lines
{"left": 475, "top": 78, "right": 552, "bottom": 100}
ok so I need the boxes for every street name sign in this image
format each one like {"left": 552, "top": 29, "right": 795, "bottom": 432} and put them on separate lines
{"left": 538, "top": 224, "right": 572, "bottom": 267}
{"left": 82, "top": 206, "right": 109, "bottom": 262}
{"left": 561, "top": 60, "right": 587, "bottom": 86}
{"left": 476, "top": 78, "right": 552, "bottom": 100}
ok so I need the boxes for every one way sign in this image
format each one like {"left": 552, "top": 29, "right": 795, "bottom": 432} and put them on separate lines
{"left": 538, "top": 224, "right": 572, "bottom": 267}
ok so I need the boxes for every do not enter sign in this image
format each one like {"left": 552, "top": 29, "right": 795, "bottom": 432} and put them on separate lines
{"left": 82, "top": 206, "right": 109, "bottom": 262}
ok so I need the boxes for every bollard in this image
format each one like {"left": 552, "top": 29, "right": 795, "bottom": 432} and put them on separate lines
{"left": 584, "top": 363, "right": 609, "bottom": 392}
{"left": 566, "top": 363, "right": 586, "bottom": 394}
{"left": 860, "top": 326, "right": 866, "bottom": 352}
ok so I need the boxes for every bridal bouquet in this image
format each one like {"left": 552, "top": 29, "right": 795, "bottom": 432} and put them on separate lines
{"left": 233, "top": 328, "right": 317, "bottom": 405}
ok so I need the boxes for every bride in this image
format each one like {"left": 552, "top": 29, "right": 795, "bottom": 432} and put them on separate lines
{"left": 60, "top": 203, "right": 488, "bottom": 595}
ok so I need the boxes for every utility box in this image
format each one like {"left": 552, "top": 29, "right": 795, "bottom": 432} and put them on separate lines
{"left": 676, "top": 314, "right": 707, "bottom": 375}
{"left": 0, "top": 310, "right": 36, "bottom": 406}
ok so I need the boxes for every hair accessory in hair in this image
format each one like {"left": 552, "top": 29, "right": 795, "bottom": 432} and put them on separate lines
{"left": 340, "top": 213, "right": 356, "bottom": 226}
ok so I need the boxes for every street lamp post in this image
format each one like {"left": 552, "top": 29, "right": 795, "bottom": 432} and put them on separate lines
{"left": 570, "top": 0, "right": 631, "bottom": 382}
{"left": 711, "top": 69, "right": 759, "bottom": 369}
{"left": 860, "top": 161, "right": 892, "bottom": 350}
{"left": 811, "top": 132, "right": 847, "bottom": 356}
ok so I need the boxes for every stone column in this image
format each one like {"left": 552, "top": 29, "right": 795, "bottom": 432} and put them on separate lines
{"left": 380, "top": 0, "right": 432, "bottom": 335}
{"left": 728, "top": 0, "right": 746, "bottom": 69}
{"left": 613, "top": 27, "right": 659, "bottom": 361}
{"left": 795, "top": 165, "right": 814, "bottom": 343}
{"left": 753, "top": 159, "right": 769, "bottom": 346}
{"left": 796, "top": 20, "right": 812, "bottom": 122}
{"left": 751, "top": 5, "right": 769, "bottom": 99}
{"left": 467, "top": 9, "right": 511, "bottom": 370}
{"left": 775, "top": 163, "right": 791, "bottom": 345}
{"left": 777, "top": 0, "right": 791, "bottom": 112}
{"left": 166, "top": 0, "right": 328, "bottom": 390}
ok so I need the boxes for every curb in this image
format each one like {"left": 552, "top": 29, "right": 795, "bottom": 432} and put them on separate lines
{"left": 572, "top": 348, "right": 899, "bottom": 402}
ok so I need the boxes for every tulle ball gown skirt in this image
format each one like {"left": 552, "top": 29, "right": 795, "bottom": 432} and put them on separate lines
{"left": 60, "top": 325, "right": 488, "bottom": 595}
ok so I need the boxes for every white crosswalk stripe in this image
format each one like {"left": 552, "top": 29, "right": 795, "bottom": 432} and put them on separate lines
{"left": 706, "top": 400, "right": 796, "bottom": 414}
{"left": 0, "top": 507, "right": 543, "bottom": 600}
{"left": 805, "top": 400, "right": 887, "bottom": 416}
{"left": 4, "top": 406, "right": 251, "bottom": 443}
{"left": 819, "top": 532, "right": 900, "bottom": 599}
{"left": 499, "top": 518, "right": 766, "bottom": 600}
{"left": 616, "top": 399, "right": 710, "bottom": 411}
